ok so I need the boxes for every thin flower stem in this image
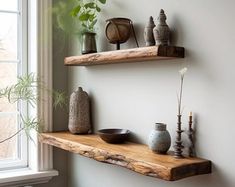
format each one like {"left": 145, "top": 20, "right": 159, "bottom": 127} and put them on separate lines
{"left": 178, "top": 75, "right": 184, "bottom": 115}
{"left": 0, "top": 127, "right": 24, "bottom": 144}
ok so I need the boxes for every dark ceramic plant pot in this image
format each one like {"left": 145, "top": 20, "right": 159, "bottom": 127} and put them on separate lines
{"left": 81, "top": 31, "right": 97, "bottom": 54}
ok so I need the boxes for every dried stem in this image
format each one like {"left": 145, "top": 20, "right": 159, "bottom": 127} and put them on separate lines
{"left": 174, "top": 67, "right": 187, "bottom": 158}
{"left": 0, "top": 127, "right": 24, "bottom": 144}
{"left": 178, "top": 75, "right": 184, "bottom": 115}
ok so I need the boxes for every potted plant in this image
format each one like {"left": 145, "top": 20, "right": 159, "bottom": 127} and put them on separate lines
{"left": 0, "top": 73, "right": 67, "bottom": 144}
{"left": 70, "top": 0, "right": 107, "bottom": 54}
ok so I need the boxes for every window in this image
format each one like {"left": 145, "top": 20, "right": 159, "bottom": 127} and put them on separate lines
{"left": 0, "top": 0, "right": 28, "bottom": 170}
{"left": 0, "top": 0, "right": 58, "bottom": 186}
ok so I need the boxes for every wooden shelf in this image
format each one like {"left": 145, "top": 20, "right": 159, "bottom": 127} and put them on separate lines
{"left": 40, "top": 132, "right": 211, "bottom": 181}
{"left": 64, "top": 45, "right": 184, "bottom": 66}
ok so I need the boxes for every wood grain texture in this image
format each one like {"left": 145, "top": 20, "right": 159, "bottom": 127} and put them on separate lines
{"left": 39, "top": 132, "right": 211, "bottom": 181}
{"left": 64, "top": 45, "right": 184, "bottom": 66}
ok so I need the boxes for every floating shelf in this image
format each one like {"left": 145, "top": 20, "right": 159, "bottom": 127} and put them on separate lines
{"left": 40, "top": 132, "right": 211, "bottom": 181}
{"left": 64, "top": 45, "right": 184, "bottom": 66}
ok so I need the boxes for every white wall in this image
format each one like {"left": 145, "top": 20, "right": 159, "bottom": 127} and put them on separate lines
{"left": 67, "top": 0, "right": 235, "bottom": 187}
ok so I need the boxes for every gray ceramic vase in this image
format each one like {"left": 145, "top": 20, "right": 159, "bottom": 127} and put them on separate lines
{"left": 148, "top": 123, "right": 171, "bottom": 154}
{"left": 68, "top": 87, "right": 91, "bottom": 134}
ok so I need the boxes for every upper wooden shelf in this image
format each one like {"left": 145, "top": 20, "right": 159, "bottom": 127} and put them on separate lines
{"left": 40, "top": 132, "right": 211, "bottom": 181}
{"left": 64, "top": 45, "right": 185, "bottom": 66}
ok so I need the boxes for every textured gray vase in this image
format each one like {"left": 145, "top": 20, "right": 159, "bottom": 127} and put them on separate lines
{"left": 153, "top": 9, "right": 170, "bottom": 46}
{"left": 68, "top": 87, "right": 91, "bottom": 134}
{"left": 148, "top": 123, "right": 171, "bottom": 154}
{"left": 144, "top": 16, "right": 155, "bottom": 46}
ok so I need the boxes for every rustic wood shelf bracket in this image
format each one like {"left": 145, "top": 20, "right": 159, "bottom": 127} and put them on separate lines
{"left": 40, "top": 132, "right": 211, "bottom": 181}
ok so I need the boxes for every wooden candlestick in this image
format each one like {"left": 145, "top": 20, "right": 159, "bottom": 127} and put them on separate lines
{"left": 188, "top": 112, "right": 195, "bottom": 157}
{"left": 174, "top": 114, "right": 184, "bottom": 158}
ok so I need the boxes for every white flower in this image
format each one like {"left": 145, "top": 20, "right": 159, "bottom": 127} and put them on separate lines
{"left": 177, "top": 67, "right": 188, "bottom": 115}
{"left": 179, "top": 67, "right": 187, "bottom": 76}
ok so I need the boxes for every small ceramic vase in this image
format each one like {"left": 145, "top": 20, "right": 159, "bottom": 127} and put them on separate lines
{"left": 148, "top": 123, "right": 171, "bottom": 154}
{"left": 68, "top": 87, "right": 91, "bottom": 134}
{"left": 144, "top": 16, "right": 155, "bottom": 46}
{"left": 153, "top": 9, "right": 170, "bottom": 46}
{"left": 82, "top": 32, "right": 97, "bottom": 54}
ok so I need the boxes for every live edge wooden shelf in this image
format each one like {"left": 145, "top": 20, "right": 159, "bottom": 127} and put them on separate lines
{"left": 64, "top": 45, "right": 185, "bottom": 66}
{"left": 40, "top": 132, "right": 211, "bottom": 181}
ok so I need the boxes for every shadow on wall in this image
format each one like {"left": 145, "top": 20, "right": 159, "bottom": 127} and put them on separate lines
{"left": 170, "top": 15, "right": 184, "bottom": 46}
{"left": 180, "top": 163, "right": 231, "bottom": 187}
{"left": 129, "top": 132, "right": 143, "bottom": 144}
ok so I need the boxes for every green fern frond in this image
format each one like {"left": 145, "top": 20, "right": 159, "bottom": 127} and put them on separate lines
{"left": 0, "top": 73, "right": 67, "bottom": 144}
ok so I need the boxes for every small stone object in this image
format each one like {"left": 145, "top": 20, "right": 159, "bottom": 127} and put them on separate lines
{"left": 68, "top": 87, "right": 91, "bottom": 134}
{"left": 153, "top": 9, "right": 170, "bottom": 45}
{"left": 148, "top": 123, "right": 171, "bottom": 154}
{"left": 144, "top": 16, "right": 155, "bottom": 46}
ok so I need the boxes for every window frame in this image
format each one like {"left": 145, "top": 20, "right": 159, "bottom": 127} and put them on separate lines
{"left": 0, "top": 0, "right": 58, "bottom": 186}
{"left": 0, "top": 0, "right": 28, "bottom": 170}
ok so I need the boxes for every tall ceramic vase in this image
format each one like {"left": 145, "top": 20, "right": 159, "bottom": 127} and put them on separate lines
{"left": 148, "top": 123, "right": 171, "bottom": 154}
{"left": 81, "top": 31, "right": 97, "bottom": 54}
{"left": 68, "top": 87, "right": 91, "bottom": 134}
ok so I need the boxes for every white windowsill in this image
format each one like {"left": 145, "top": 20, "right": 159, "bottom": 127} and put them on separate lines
{"left": 0, "top": 168, "right": 58, "bottom": 187}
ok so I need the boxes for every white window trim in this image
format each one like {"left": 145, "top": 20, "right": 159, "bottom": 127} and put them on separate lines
{"left": 0, "top": 0, "right": 58, "bottom": 186}
{"left": 0, "top": 0, "right": 28, "bottom": 170}
{"left": 0, "top": 169, "right": 58, "bottom": 187}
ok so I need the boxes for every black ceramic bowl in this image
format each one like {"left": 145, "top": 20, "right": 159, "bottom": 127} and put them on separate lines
{"left": 98, "top": 128, "right": 130, "bottom": 144}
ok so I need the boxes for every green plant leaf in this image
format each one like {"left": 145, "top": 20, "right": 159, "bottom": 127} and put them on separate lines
{"left": 79, "top": 13, "right": 90, "bottom": 21}
{"left": 0, "top": 73, "right": 68, "bottom": 144}
{"left": 82, "top": 22, "right": 87, "bottom": 28}
{"left": 70, "top": 5, "right": 81, "bottom": 17}
{"left": 98, "top": 0, "right": 106, "bottom": 4}
{"left": 89, "top": 19, "right": 97, "bottom": 30}
{"left": 96, "top": 6, "right": 101, "bottom": 12}
{"left": 53, "top": 91, "right": 68, "bottom": 109}
{"left": 88, "top": 13, "right": 96, "bottom": 21}
{"left": 84, "top": 2, "right": 95, "bottom": 9}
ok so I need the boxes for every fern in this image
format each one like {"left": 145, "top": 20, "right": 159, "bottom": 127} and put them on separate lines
{"left": 0, "top": 73, "right": 67, "bottom": 143}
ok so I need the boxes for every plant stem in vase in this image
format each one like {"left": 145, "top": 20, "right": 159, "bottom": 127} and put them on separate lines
{"left": 174, "top": 67, "right": 187, "bottom": 158}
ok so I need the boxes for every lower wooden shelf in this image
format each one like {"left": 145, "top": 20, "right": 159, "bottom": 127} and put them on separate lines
{"left": 39, "top": 132, "right": 211, "bottom": 181}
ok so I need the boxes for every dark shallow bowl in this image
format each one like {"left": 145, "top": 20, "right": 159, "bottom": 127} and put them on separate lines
{"left": 98, "top": 128, "right": 130, "bottom": 144}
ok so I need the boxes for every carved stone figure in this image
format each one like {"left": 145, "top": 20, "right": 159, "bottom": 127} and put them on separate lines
{"left": 144, "top": 16, "right": 155, "bottom": 46}
{"left": 68, "top": 87, "right": 91, "bottom": 134}
{"left": 153, "top": 9, "right": 170, "bottom": 45}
